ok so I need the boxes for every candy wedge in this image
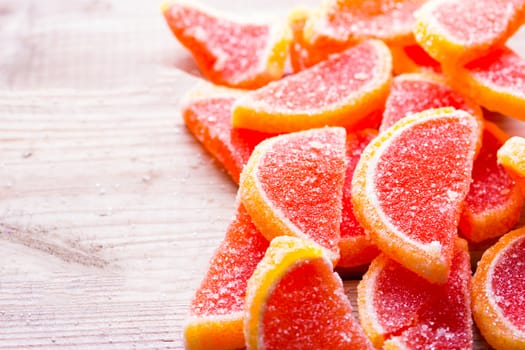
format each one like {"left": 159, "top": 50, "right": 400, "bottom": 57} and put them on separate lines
{"left": 304, "top": 0, "right": 426, "bottom": 48}
{"left": 245, "top": 236, "right": 373, "bottom": 350}
{"left": 443, "top": 47, "right": 525, "bottom": 122}
{"left": 163, "top": 1, "right": 291, "bottom": 89}
{"left": 498, "top": 136, "right": 525, "bottom": 195}
{"left": 414, "top": 0, "right": 525, "bottom": 64}
{"left": 181, "top": 83, "right": 272, "bottom": 183}
{"left": 232, "top": 39, "right": 392, "bottom": 133}
{"left": 380, "top": 72, "right": 482, "bottom": 132}
{"left": 239, "top": 127, "right": 347, "bottom": 264}
{"left": 352, "top": 108, "right": 482, "bottom": 283}
{"left": 358, "top": 240, "right": 473, "bottom": 349}
{"left": 184, "top": 204, "right": 269, "bottom": 350}
{"left": 472, "top": 226, "right": 525, "bottom": 350}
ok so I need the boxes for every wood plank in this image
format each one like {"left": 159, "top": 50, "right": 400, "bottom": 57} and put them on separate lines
{"left": 0, "top": 0, "right": 524, "bottom": 348}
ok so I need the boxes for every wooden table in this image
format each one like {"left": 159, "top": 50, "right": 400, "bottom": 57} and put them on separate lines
{"left": 0, "top": 1, "right": 523, "bottom": 348}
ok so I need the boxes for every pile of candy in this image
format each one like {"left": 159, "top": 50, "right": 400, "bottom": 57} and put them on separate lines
{"left": 164, "top": 1, "right": 525, "bottom": 349}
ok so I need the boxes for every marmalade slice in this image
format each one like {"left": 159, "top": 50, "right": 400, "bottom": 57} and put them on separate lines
{"left": 232, "top": 39, "right": 392, "bottom": 133}
{"left": 163, "top": 1, "right": 290, "bottom": 89}
{"left": 414, "top": 0, "right": 525, "bottom": 64}
{"left": 240, "top": 127, "right": 347, "bottom": 264}
{"left": 358, "top": 240, "right": 473, "bottom": 349}
{"left": 181, "top": 83, "right": 272, "bottom": 183}
{"left": 380, "top": 72, "right": 482, "bottom": 132}
{"left": 245, "top": 236, "right": 373, "bottom": 350}
{"left": 352, "top": 107, "right": 482, "bottom": 283}
{"left": 472, "top": 226, "right": 525, "bottom": 350}
{"left": 184, "top": 204, "right": 269, "bottom": 350}
{"left": 459, "top": 122, "right": 524, "bottom": 243}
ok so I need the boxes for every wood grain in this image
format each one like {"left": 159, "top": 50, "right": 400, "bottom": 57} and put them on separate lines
{"left": 0, "top": 0, "right": 524, "bottom": 349}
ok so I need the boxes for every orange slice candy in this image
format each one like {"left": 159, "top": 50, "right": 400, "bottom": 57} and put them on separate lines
{"left": 244, "top": 236, "right": 373, "bottom": 350}
{"left": 181, "top": 83, "right": 272, "bottom": 183}
{"left": 184, "top": 204, "right": 269, "bottom": 350}
{"left": 162, "top": 1, "right": 290, "bottom": 89}
{"left": 239, "top": 127, "right": 347, "bottom": 264}
{"left": 389, "top": 44, "right": 442, "bottom": 75}
{"left": 497, "top": 135, "right": 525, "bottom": 195}
{"left": 358, "top": 240, "right": 473, "bottom": 349}
{"left": 232, "top": 39, "right": 392, "bottom": 133}
{"left": 472, "top": 226, "right": 525, "bottom": 350}
{"left": 414, "top": 0, "right": 525, "bottom": 64}
{"left": 303, "top": 0, "right": 426, "bottom": 49}
{"left": 443, "top": 47, "right": 525, "bottom": 123}
{"left": 459, "top": 122, "right": 524, "bottom": 243}
{"left": 380, "top": 72, "right": 482, "bottom": 132}
{"left": 338, "top": 129, "right": 380, "bottom": 268}
{"left": 352, "top": 107, "right": 483, "bottom": 283}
